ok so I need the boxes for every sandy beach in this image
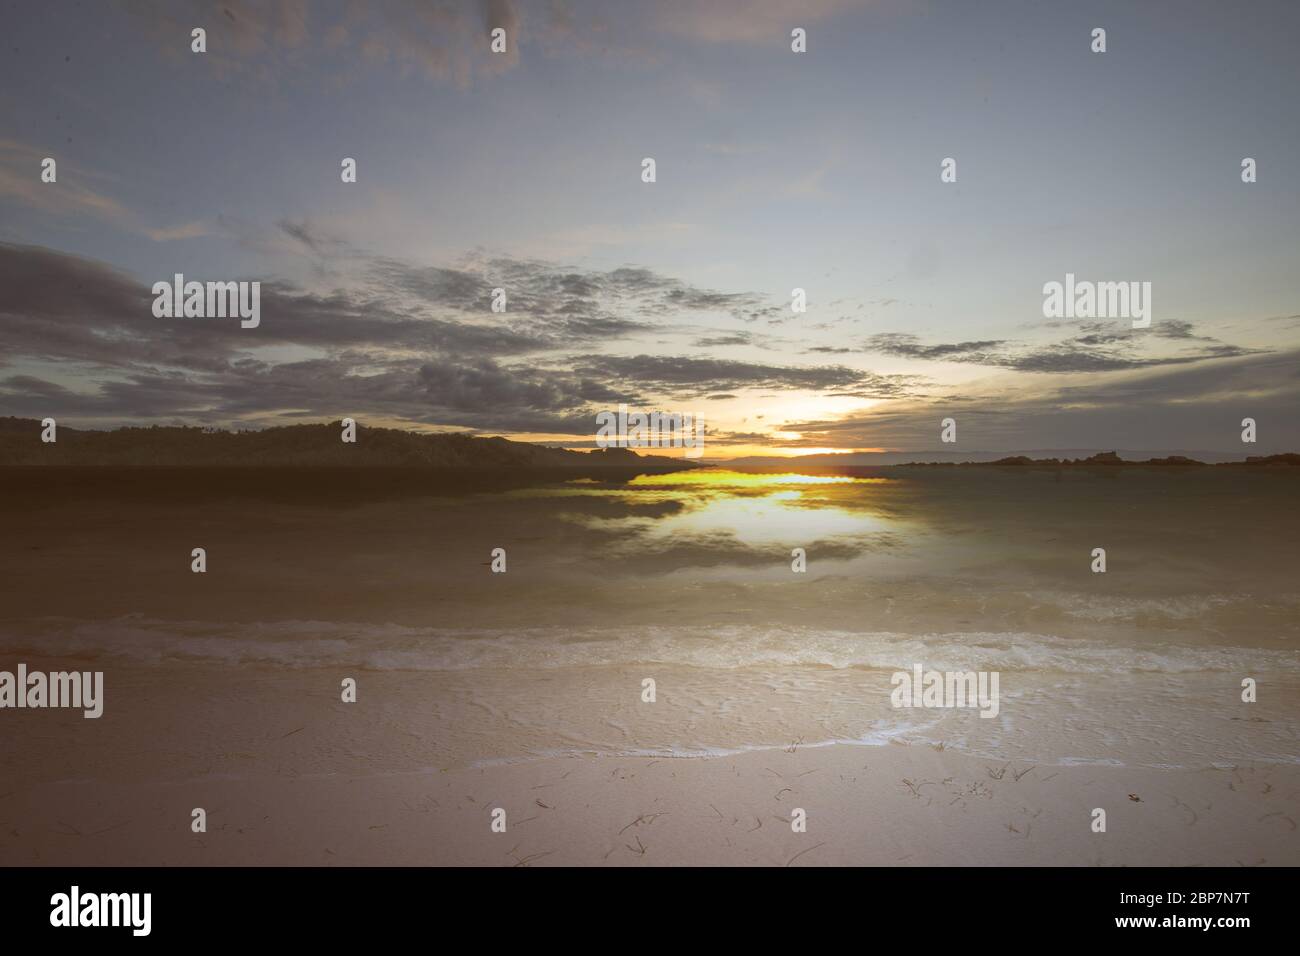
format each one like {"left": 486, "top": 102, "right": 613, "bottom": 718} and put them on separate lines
{"left": 2, "top": 638, "right": 1297, "bottom": 867}
{"left": 3, "top": 659, "right": 1297, "bottom": 867}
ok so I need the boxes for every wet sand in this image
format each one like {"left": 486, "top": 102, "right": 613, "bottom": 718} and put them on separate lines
{"left": 3, "top": 666, "right": 1296, "bottom": 866}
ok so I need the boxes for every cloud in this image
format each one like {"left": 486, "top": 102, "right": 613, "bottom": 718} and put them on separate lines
{"left": 0, "top": 140, "right": 130, "bottom": 223}
{"left": 694, "top": 333, "right": 755, "bottom": 347}
{"left": 863, "top": 327, "right": 1266, "bottom": 374}
{"left": 0, "top": 140, "right": 215, "bottom": 243}
{"left": 568, "top": 354, "right": 921, "bottom": 399}
{"left": 864, "top": 334, "right": 1008, "bottom": 360}
{"left": 358, "top": 0, "right": 521, "bottom": 86}
{"left": 276, "top": 219, "right": 345, "bottom": 256}
{"left": 652, "top": 0, "right": 864, "bottom": 45}
{"left": 7, "top": 239, "right": 1275, "bottom": 451}
{"left": 122, "top": 0, "right": 545, "bottom": 88}
{"left": 124, "top": 0, "right": 860, "bottom": 88}
{"left": 369, "top": 256, "right": 781, "bottom": 330}
{"left": 776, "top": 348, "right": 1300, "bottom": 452}
{"left": 0, "top": 241, "right": 879, "bottom": 432}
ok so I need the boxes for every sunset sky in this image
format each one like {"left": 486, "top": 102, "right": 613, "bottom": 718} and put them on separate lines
{"left": 2, "top": 0, "right": 1297, "bottom": 456}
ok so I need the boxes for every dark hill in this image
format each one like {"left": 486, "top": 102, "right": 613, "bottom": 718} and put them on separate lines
{"left": 0, "top": 418, "right": 696, "bottom": 471}
{"left": 903, "top": 451, "right": 1298, "bottom": 467}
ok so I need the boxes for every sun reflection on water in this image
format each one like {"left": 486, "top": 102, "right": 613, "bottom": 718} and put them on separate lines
{"left": 565, "top": 468, "right": 899, "bottom": 547}
{"left": 625, "top": 470, "right": 863, "bottom": 489}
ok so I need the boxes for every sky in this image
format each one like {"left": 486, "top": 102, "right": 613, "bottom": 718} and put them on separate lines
{"left": 1, "top": 0, "right": 1297, "bottom": 457}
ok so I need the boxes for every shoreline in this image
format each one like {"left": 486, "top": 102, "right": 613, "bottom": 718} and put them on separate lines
{"left": 3, "top": 652, "right": 1295, "bottom": 774}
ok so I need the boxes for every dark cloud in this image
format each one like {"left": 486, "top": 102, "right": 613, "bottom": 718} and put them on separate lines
{"left": 276, "top": 219, "right": 343, "bottom": 256}
{"left": 1, "top": 242, "right": 788, "bottom": 373}
{"left": 9, "top": 240, "right": 1271, "bottom": 445}
{"left": 568, "top": 354, "right": 921, "bottom": 399}
{"left": 368, "top": 256, "right": 773, "bottom": 333}
{"left": 864, "top": 334, "right": 1008, "bottom": 360}
{"left": 0, "top": 243, "right": 560, "bottom": 372}
{"left": 0, "top": 242, "right": 898, "bottom": 431}
{"left": 863, "top": 327, "right": 1265, "bottom": 374}
{"left": 776, "top": 349, "right": 1300, "bottom": 453}
{"left": 1151, "top": 319, "right": 1202, "bottom": 340}
{"left": 693, "top": 333, "right": 753, "bottom": 347}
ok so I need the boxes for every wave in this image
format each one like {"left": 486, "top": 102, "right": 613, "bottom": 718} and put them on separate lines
{"left": 1036, "top": 589, "right": 1300, "bottom": 622}
{"left": 3, "top": 615, "right": 1295, "bottom": 675}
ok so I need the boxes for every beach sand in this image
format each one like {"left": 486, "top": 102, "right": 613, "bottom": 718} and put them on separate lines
{"left": 1, "top": 657, "right": 1297, "bottom": 867}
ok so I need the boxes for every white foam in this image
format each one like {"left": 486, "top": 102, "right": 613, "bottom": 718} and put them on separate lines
{"left": 5, "top": 615, "right": 1295, "bottom": 675}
